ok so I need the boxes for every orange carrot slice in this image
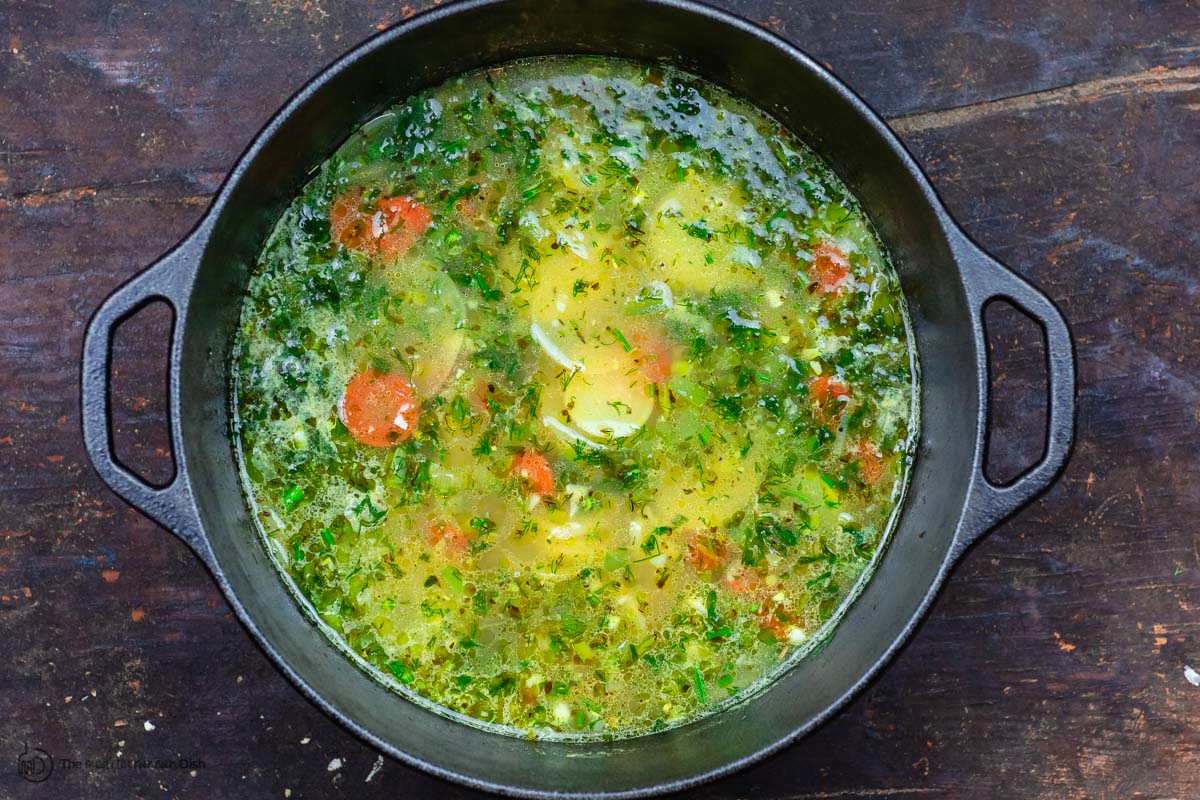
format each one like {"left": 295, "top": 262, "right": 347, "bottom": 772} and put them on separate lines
{"left": 811, "top": 242, "right": 852, "bottom": 295}
{"left": 628, "top": 329, "right": 673, "bottom": 384}
{"left": 810, "top": 375, "right": 852, "bottom": 405}
{"left": 329, "top": 189, "right": 431, "bottom": 261}
{"left": 377, "top": 195, "right": 432, "bottom": 261}
{"left": 428, "top": 520, "right": 469, "bottom": 554}
{"left": 511, "top": 449, "right": 554, "bottom": 496}
{"left": 340, "top": 369, "right": 419, "bottom": 447}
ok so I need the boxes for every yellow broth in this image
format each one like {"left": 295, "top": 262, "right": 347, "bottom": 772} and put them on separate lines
{"left": 232, "top": 57, "right": 917, "bottom": 738}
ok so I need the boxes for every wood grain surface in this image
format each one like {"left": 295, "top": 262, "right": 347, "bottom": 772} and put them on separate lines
{"left": 1, "top": 1, "right": 1197, "bottom": 798}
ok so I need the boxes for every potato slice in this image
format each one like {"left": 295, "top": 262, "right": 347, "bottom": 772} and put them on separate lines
{"left": 647, "top": 447, "right": 762, "bottom": 528}
{"left": 333, "top": 111, "right": 400, "bottom": 185}
{"left": 644, "top": 176, "right": 758, "bottom": 295}
{"left": 383, "top": 262, "right": 467, "bottom": 396}
{"left": 534, "top": 326, "right": 656, "bottom": 445}
{"left": 548, "top": 132, "right": 595, "bottom": 195}
{"left": 518, "top": 247, "right": 625, "bottom": 337}
{"left": 565, "top": 342, "right": 656, "bottom": 439}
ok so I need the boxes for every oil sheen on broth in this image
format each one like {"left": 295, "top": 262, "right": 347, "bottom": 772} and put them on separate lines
{"left": 233, "top": 57, "right": 916, "bottom": 738}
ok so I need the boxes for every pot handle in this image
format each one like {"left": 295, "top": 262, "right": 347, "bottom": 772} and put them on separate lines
{"left": 81, "top": 239, "right": 207, "bottom": 556}
{"left": 956, "top": 237, "right": 1076, "bottom": 551}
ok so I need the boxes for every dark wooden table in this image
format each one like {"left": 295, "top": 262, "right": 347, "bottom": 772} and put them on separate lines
{"left": 2, "top": 1, "right": 1197, "bottom": 798}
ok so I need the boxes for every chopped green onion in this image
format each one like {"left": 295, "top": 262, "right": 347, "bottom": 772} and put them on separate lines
{"left": 387, "top": 660, "right": 415, "bottom": 684}
{"left": 781, "top": 488, "right": 816, "bottom": 504}
{"left": 281, "top": 484, "right": 304, "bottom": 511}
{"left": 442, "top": 566, "right": 465, "bottom": 593}
{"left": 611, "top": 327, "right": 632, "bottom": 352}
{"left": 692, "top": 667, "right": 708, "bottom": 704}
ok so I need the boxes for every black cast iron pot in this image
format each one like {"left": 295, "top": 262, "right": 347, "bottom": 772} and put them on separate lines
{"left": 81, "top": 0, "right": 1076, "bottom": 796}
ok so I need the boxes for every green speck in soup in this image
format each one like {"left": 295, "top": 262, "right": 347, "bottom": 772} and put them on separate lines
{"left": 232, "top": 56, "right": 917, "bottom": 739}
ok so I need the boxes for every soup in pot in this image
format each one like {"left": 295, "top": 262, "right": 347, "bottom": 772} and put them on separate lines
{"left": 232, "top": 56, "right": 917, "bottom": 738}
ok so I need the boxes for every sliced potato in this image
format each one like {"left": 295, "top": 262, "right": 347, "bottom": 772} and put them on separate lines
{"left": 548, "top": 132, "right": 595, "bottom": 195}
{"left": 644, "top": 175, "right": 757, "bottom": 295}
{"left": 534, "top": 326, "right": 657, "bottom": 444}
{"left": 647, "top": 444, "right": 762, "bottom": 528}
{"left": 333, "top": 111, "right": 400, "bottom": 185}
{"left": 382, "top": 261, "right": 467, "bottom": 396}
{"left": 517, "top": 244, "right": 626, "bottom": 337}
{"left": 564, "top": 342, "right": 656, "bottom": 439}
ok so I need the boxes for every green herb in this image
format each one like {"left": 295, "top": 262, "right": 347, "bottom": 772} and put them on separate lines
{"left": 780, "top": 488, "right": 816, "bottom": 505}
{"left": 282, "top": 485, "right": 304, "bottom": 510}
{"left": 611, "top": 327, "right": 632, "bottom": 352}
{"left": 805, "top": 570, "right": 833, "bottom": 588}
{"left": 683, "top": 218, "right": 718, "bottom": 242}
{"left": 387, "top": 660, "right": 416, "bottom": 684}
{"left": 470, "top": 516, "right": 497, "bottom": 535}
{"left": 598, "top": 158, "right": 631, "bottom": 179}
{"left": 692, "top": 667, "right": 708, "bottom": 704}
{"left": 354, "top": 495, "right": 388, "bottom": 524}
{"left": 471, "top": 271, "right": 503, "bottom": 301}
{"left": 446, "top": 182, "right": 479, "bottom": 206}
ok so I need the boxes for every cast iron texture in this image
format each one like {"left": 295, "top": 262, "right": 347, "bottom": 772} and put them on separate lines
{"left": 79, "top": 0, "right": 1075, "bottom": 796}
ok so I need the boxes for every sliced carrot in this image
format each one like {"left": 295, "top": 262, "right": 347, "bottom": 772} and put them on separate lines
{"left": 468, "top": 380, "right": 495, "bottom": 416}
{"left": 377, "top": 195, "right": 432, "bottom": 261}
{"left": 724, "top": 569, "right": 763, "bottom": 596}
{"left": 328, "top": 189, "right": 431, "bottom": 261}
{"left": 628, "top": 329, "right": 673, "bottom": 384}
{"left": 684, "top": 535, "right": 725, "bottom": 573}
{"left": 810, "top": 375, "right": 852, "bottom": 405}
{"left": 340, "top": 369, "right": 420, "bottom": 447}
{"left": 329, "top": 189, "right": 374, "bottom": 251}
{"left": 455, "top": 196, "right": 481, "bottom": 220}
{"left": 511, "top": 449, "right": 555, "bottom": 496}
{"left": 756, "top": 601, "right": 790, "bottom": 642}
{"left": 811, "top": 242, "right": 852, "bottom": 295}
{"left": 856, "top": 439, "right": 884, "bottom": 484}
{"left": 427, "top": 520, "right": 469, "bottom": 554}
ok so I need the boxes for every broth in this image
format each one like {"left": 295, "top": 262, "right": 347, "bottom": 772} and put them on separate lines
{"left": 232, "top": 56, "right": 917, "bottom": 738}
